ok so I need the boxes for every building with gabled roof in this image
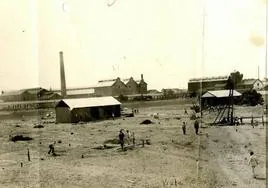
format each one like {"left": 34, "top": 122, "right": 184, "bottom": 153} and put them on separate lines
{"left": 51, "top": 74, "right": 148, "bottom": 98}
{"left": 201, "top": 90, "right": 242, "bottom": 106}
{"left": 202, "top": 90, "right": 242, "bottom": 98}
{"left": 147, "top": 89, "right": 160, "bottom": 94}
{"left": 236, "top": 79, "right": 263, "bottom": 92}
{"left": 94, "top": 77, "right": 128, "bottom": 96}
{"left": 122, "top": 77, "right": 139, "bottom": 94}
{"left": 0, "top": 87, "right": 61, "bottom": 102}
{"left": 55, "top": 96, "right": 121, "bottom": 123}
{"left": 0, "top": 90, "right": 29, "bottom": 102}
{"left": 94, "top": 74, "right": 147, "bottom": 96}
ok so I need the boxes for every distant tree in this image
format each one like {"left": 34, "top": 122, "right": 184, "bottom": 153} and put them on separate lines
{"left": 240, "top": 89, "right": 263, "bottom": 106}
{"left": 225, "top": 71, "right": 243, "bottom": 89}
{"left": 225, "top": 76, "right": 235, "bottom": 90}
{"left": 162, "top": 89, "right": 175, "bottom": 99}
{"left": 189, "top": 91, "right": 197, "bottom": 98}
{"left": 230, "top": 71, "right": 243, "bottom": 88}
{"left": 118, "top": 94, "right": 128, "bottom": 102}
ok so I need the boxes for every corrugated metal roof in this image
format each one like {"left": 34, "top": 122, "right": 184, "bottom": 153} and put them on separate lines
{"left": 202, "top": 90, "right": 241, "bottom": 98}
{"left": 189, "top": 76, "right": 228, "bottom": 83}
{"left": 56, "top": 96, "right": 121, "bottom": 109}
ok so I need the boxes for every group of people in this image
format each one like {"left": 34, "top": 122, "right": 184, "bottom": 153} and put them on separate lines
{"left": 119, "top": 129, "right": 135, "bottom": 150}
{"left": 182, "top": 119, "right": 200, "bottom": 135}
{"left": 132, "top": 108, "right": 139, "bottom": 114}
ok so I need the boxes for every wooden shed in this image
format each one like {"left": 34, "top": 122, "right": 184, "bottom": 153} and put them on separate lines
{"left": 55, "top": 96, "right": 121, "bottom": 123}
{"left": 201, "top": 90, "right": 242, "bottom": 106}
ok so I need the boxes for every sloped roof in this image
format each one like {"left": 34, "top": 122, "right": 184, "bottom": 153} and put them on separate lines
{"left": 147, "top": 89, "right": 160, "bottom": 94}
{"left": 55, "top": 96, "right": 121, "bottom": 110}
{"left": 39, "top": 92, "right": 61, "bottom": 100}
{"left": 202, "top": 90, "right": 241, "bottom": 98}
{"left": 241, "top": 79, "right": 262, "bottom": 86}
{"left": 122, "top": 78, "right": 141, "bottom": 85}
{"left": 171, "top": 88, "right": 183, "bottom": 93}
{"left": 95, "top": 81, "right": 116, "bottom": 87}
{"left": 122, "top": 78, "right": 132, "bottom": 84}
{"left": 22, "top": 87, "right": 47, "bottom": 95}
{"left": 98, "top": 79, "right": 117, "bottom": 82}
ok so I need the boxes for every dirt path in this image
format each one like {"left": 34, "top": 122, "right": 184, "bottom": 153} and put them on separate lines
{"left": 198, "top": 125, "right": 266, "bottom": 188}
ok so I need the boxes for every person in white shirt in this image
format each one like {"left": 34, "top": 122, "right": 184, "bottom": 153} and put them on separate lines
{"left": 248, "top": 151, "right": 258, "bottom": 178}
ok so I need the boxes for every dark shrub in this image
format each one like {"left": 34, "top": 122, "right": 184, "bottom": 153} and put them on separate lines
{"left": 240, "top": 89, "right": 263, "bottom": 106}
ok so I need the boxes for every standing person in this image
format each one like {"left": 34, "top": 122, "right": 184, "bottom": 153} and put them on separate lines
{"left": 126, "top": 130, "right": 131, "bottom": 145}
{"left": 48, "top": 143, "right": 55, "bottom": 155}
{"left": 194, "top": 119, "right": 199, "bottom": 135}
{"left": 248, "top": 151, "right": 258, "bottom": 178}
{"left": 184, "top": 109, "right": 188, "bottom": 115}
{"left": 132, "top": 132, "right": 135, "bottom": 145}
{"left": 112, "top": 112, "right": 115, "bottom": 120}
{"left": 251, "top": 117, "right": 254, "bottom": 128}
{"left": 119, "top": 129, "right": 125, "bottom": 150}
{"left": 182, "top": 121, "right": 186, "bottom": 135}
{"left": 234, "top": 117, "right": 239, "bottom": 132}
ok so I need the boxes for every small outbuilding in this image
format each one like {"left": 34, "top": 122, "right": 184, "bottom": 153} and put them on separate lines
{"left": 55, "top": 96, "right": 121, "bottom": 123}
{"left": 201, "top": 90, "right": 242, "bottom": 106}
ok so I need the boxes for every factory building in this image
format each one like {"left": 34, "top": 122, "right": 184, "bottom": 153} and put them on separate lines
{"left": 188, "top": 76, "right": 229, "bottom": 95}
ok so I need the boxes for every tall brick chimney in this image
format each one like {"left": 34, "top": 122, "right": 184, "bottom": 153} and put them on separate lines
{"left": 59, "top": 51, "right": 67, "bottom": 98}
{"left": 141, "top": 74, "right": 144, "bottom": 80}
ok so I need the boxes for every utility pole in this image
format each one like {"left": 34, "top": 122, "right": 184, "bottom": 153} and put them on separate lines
{"left": 265, "top": 0, "right": 267, "bottom": 84}
{"left": 200, "top": 0, "right": 206, "bottom": 119}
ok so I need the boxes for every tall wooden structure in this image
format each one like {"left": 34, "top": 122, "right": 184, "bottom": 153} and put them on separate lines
{"left": 213, "top": 76, "right": 235, "bottom": 125}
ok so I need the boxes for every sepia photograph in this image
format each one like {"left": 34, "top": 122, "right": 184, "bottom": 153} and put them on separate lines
{"left": 0, "top": 0, "right": 267, "bottom": 187}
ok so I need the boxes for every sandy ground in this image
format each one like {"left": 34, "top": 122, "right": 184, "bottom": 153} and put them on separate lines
{"left": 0, "top": 101, "right": 266, "bottom": 188}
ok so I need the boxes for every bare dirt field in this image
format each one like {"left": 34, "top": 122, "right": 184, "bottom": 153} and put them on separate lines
{"left": 0, "top": 100, "right": 266, "bottom": 188}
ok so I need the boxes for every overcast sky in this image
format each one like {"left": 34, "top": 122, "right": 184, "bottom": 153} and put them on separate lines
{"left": 0, "top": 0, "right": 267, "bottom": 91}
